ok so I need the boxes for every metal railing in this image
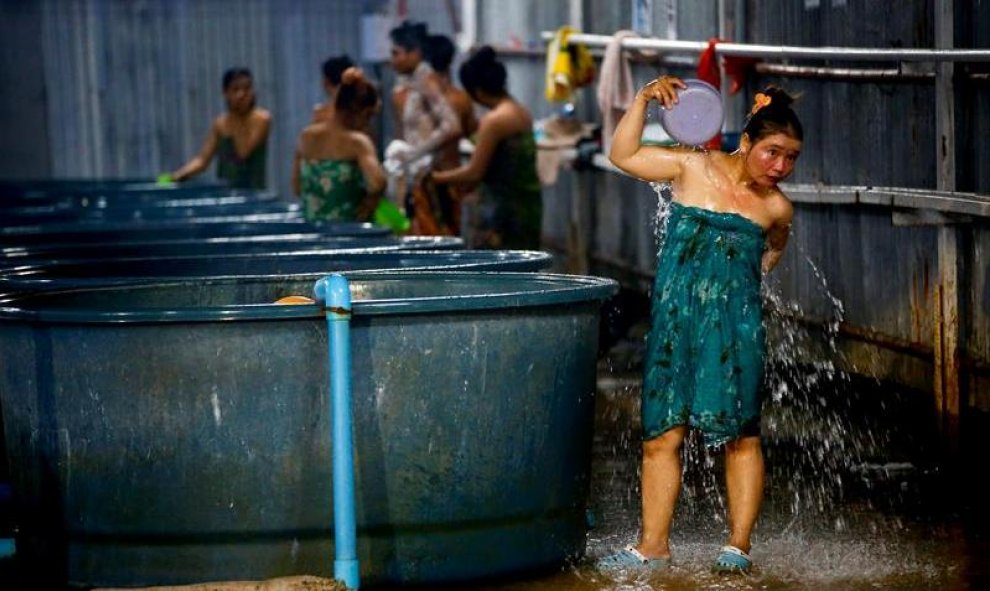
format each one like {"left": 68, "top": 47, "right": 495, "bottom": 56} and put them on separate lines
{"left": 539, "top": 31, "right": 990, "bottom": 62}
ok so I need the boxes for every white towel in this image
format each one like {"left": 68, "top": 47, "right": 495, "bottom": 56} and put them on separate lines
{"left": 384, "top": 139, "right": 432, "bottom": 177}
{"left": 596, "top": 30, "right": 641, "bottom": 153}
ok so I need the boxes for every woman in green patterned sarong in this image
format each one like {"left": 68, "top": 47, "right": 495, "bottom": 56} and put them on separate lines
{"left": 598, "top": 79, "right": 803, "bottom": 574}
{"left": 292, "top": 68, "right": 385, "bottom": 223}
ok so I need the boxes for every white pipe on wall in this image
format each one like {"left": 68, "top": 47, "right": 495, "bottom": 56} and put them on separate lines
{"left": 539, "top": 31, "right": 990, "bottom": 62}
{"left": 457, "top": 0, "right": 475, "bottom": 54}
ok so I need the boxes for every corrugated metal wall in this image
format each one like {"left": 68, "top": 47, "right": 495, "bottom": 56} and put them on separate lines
{"left": 29, "top": 0, "right": 367, "bottom": 196}
{"left": 1, "top": 0, "right": 464, "bottom": 195}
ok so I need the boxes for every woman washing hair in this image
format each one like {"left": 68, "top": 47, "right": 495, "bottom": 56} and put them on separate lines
{"left": 293, "top": 67, "right": 386, "bottom": 222}
{"left": 598, "top": 77, "right": 803, "bottom": 575}
{"left": 431, "top": 46, "right": 541, "bottom": 249}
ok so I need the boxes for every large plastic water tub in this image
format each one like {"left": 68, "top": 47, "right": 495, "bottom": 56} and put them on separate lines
{"left": 0, "top": 183, "right": 263, "bottom": 207}
{"left": 0, "top": 250, "right": 553, "bottom": 294}
{"left": 1, "top": 200, "right": 305, "bottom": 225}
{"left": 0, "top": 220, "right": 389, "bottom": 246}
{"left": 0, "top": 235, "right": 465, "bottom": 268}
{"left": 0, "top": 272, "right": 617, "bottom": 587}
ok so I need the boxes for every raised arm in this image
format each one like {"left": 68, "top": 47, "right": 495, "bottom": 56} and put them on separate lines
{"left": 171, "top": 118, "right": 221, "bottom": 182}
{"left": 609, "top": 76, "right": 689, "bottom": 183}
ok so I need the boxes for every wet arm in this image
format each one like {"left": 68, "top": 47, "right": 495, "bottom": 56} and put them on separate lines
{"left": 354, "top": 134, "right": 387, "bottom": 221}
{"left": 431, "top": 116, "right": 501, "bottom": 186}
{"left": 171, "top": 120, "right": 220, "bottom": 181}
{"left": 762, "top": 213, "right": 793, "bottom": 275}
{"left": 609, "top": 76, "right": 687, "bottom": 182}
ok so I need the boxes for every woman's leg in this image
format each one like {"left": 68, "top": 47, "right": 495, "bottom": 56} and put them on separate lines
{"left": 724, "top": 435, "right": 764, "bottom": 553}
{"left": 637, "top": 425, "right": 688, "bottom": 559}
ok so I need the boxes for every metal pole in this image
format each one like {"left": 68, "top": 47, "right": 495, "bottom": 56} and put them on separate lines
{"left": 934, "top": 0, "right": 961, "bottom": 452}
{"left": 539, "top": 31, "right": 990, "bottom": 62}
{"left": 314, "top": 274, "right": 360, "bottom": 590}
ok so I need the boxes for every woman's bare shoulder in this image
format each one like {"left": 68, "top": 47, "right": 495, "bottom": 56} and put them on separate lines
{"left": 768, "top": 188, "right": 795, "bottom": 225}
{"left": 300, "top": 121, "right": 330, "bottom": 139}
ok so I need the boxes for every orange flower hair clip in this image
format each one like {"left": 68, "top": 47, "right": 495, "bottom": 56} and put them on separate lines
{"left": 750, "top": 93, "right": 772, "bottom": 115}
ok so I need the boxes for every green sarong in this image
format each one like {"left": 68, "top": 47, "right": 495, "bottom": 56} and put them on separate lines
{"left": 299, "top": 159, "right": 365, "bottom": 222}
{"left": 642, "top": 201, "right": 767, "bottom": 447}
{"left": 216, "top": 136, "right": 267, "bottom": 189}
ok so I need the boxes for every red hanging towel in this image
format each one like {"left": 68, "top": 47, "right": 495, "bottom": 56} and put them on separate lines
{"left": 696, "top": 38, "right": 723, "bottom": 150}
{"left": 697, "top": 37, "right": 722, "bottom": 90}
{"left": 696, "top": 38, "right": 759, "bottom": 150}
{"left": 724, "top": 54, "right": 759, "bottom": 95}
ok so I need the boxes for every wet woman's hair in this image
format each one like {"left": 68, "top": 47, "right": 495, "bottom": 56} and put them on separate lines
{"left": 426, "top": 34, "right": 456, "bottom": 73}
{"left": 742, "top": 86, "right": 803, "bottom": 143}
{"left": 334, "top": 67, "right": 379, "bottom": 124}
{"left": 322, "top": 54, "right": 354, "bottom": 86}
{"left": 222, "top": 67, "right": 252, "bottom": 91}
{"left": 389, "top": 21, "right": 428, "bottom": 52}
{"left": 458, "top": 46, "right": 506, "bottom": 97}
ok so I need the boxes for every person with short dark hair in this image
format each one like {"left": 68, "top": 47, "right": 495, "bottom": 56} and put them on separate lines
{"left": 431, "top": 46, "right": 541, "bottom": 249}
{"left": 387, "top": 21, "right": 460, "bottom": 164}
{"left": 313, "top": 54, "right": 355, "bottom": 123}
{"left": 599, "top": 77, "right": 803, "bottom": 575}
{"left": 170, "top": 67, "right": 271, "bottom": 189}
{"left": 387, "top": 21, "right": 461, "bottom": 235}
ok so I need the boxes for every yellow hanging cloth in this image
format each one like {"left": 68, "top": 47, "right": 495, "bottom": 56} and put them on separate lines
{"left": 545, "top": 26, "right": 596, "bottom": 102}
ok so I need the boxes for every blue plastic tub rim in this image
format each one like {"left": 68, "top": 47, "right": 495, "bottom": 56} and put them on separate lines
{"left": 0, "top": 234, "right": 465, "bottom": 257}
{"left": 0, "top": 219, "right": 370, "bottom": 235}
{"left": 0, "top": 250, "right": 552, "bottom": 288}
{"left": 0, "top": 271, "right": 619, "bottom": 323}
{"left": 0, "top": 249, "right": 550, "bottom": 274}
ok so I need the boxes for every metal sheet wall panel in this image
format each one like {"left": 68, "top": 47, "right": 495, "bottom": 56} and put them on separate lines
{"left": 0, "top": 3, "right": 51, "bottom": 178}
{"left": 35, "top": 0, "right": 364, "bottom": 196}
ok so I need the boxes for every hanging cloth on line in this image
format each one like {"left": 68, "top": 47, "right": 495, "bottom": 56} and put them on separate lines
{"left": 697, "top": 37, "right": 760, "bottom": 149}
{"left": 545, "top": 26, "right": 596, "bottom": 103}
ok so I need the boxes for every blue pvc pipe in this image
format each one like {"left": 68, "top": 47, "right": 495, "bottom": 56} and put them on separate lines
{"left": 314, "top": 274, "right": 359, "bottom": 590}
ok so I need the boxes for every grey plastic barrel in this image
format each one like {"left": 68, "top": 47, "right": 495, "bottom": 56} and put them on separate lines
{"left": 0, "top": 220, "right": 389, "bottom": 246}
{"left": 0, "top": 235, "right": 465, "bottom": 268}
{"left": 0, "top": 272, "right": 617, "bottom": 587}
{"left": 0, "top": 250, "right": 553, "bottom": 294}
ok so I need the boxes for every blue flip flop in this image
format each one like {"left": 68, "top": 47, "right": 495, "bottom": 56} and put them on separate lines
{"left": 596, "top": 545, "right": 671, "bottom": 572}
{"left": 712, "top": 545, "right": 753, "bottom": 574}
